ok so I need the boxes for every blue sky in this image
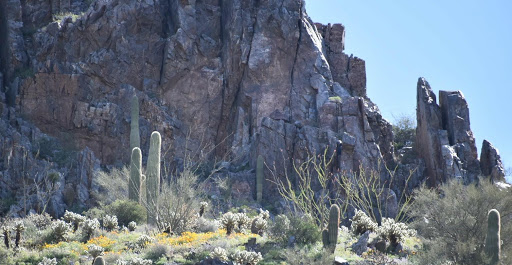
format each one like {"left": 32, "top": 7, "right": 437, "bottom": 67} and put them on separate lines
{"left": 306, "top": 0, "right": 511, "bottom": 179}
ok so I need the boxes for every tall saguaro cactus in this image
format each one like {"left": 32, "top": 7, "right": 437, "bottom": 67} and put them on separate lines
{"left": 130, "top": 94, "right": 140, "bottom": 152}
{"left": 328, "top": 204, "right": 340, "bottom": 246}
{"left": 146, "top": 131, "right": 161, "bottom": 225}
{"left": 129, "top": 147, "right": 142, "bottom": 203}
{"left": 256, "top": 155, "right": 263, "bottom": 203}
{"left": 93, "top": 256, "right": 106, "bottom": 265}
{"left": 322, "top": 204, "right": 340, "bottom": 251}
{"left": 485, "top": 209, "right": 501, "bottom": 265}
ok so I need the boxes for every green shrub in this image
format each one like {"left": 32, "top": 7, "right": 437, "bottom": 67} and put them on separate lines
{"left": 94, "top": 167, "right": 129, "bottom": 205}
{"left": 26, "top": 213, "right": 52, "bottom": 230}
{"left": 270, "top": 214, "right": 290, "bottom": 242}
{"left": 392, "top": 114, "right": 416, "bottom": 151}
{"left": 144, "top": 243, "right": 170, "bottom": 261}
{"left": 282, "top": 244, "right": 333, "bottom": 265}
{"left": 408, "top": 179, "right": 512, "bottom": 265}
{"left": 287, "top": 214, "right": 321, "bottom": 245}
{"left": 104, "top": 200, "right": 147, "bottom": 227}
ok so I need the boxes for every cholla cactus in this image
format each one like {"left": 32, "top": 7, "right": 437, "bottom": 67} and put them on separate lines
{"left": 235, "top": 213, "right": 251, "bottom": 233}
{"left": 14, "top": 221, "right": 25, "bottom": 248}
{"left": 221, "top": 212, "right": 238, "bottom": 235}
{"left": 38, "top": 257, "right": 58, "bottom": 265}
{"left": 376, "top": 218, "right": 416, "bottom": 246}
{"left": 2, "top": 226, "right": 10, "bottom": 249}
{"left": 128, "top": 221, "right": 137, "bottom": 232}
{"left": 199, "top": 201, "right": 208, "bottom": 217}
{"left": 81, "top": 218, "right": 100, "bottom": 240}
{"left": 63, "top": 210, "right": 86, "bottom": 232}
{"left": 258, "top": 209, "right": 270, "bottom": 220}
{"left": 250, "top": 216, "right": 267, "bottom": 236}
{"left": 230, "top": 250, "right": 263, "bottom": 265}
{"left": 51, "top": 220, "right": 71, "bottom": 242}
{"left": 270, "top": 214, "right": 290, "bottom": 240}
{"left": 87, "top": 244, "right": 105, "bottom": 258}
{"left": 210, "top": 247, "right": 229, "bottom": 262}
{"left": 27, "top": 213, "right": 52, "bottom": 229}
{"left": 351, "top": 210, "right": 378, "bottom": 235}
{"left": 136, "top": 234, "right": 155, "bottom": 249}
{"left": 103, "top": 215, "right": 119, "bottom": 231}
{"left": 127, "top": 257, "right": 153, "bottom": 265}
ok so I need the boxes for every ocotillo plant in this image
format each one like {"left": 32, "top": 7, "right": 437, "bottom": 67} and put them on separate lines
{"left": 256, "top": 155, "right": 263, "bottom": 203}
{"left": 129, "top": 147, "right": 142, "bottom": 203}
{"left": 130, "top": 94, "right": 140, "bottom": 152}
{"left": 485, "top": 209, "right": 501, "bottom": 265}
{"left": 146, "top": 131, "right": 161, "bottom": 225}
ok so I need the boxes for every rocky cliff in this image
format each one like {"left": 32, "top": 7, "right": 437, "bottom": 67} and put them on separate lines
{"left": 0, "top": 0, "right": 506, "bottom": 217}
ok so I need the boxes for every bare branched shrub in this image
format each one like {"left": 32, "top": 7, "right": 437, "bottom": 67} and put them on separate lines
{"left": 408, "top": 179, "right": 512, "bottom": 265}
{"left": 94, "top": 167, "right": 130, "bottom": 205}
{"left": 270, "top": 147, "right": 415, "bottom": 226}
{"left": 150, "top": 169, "right": 204, "bottom": 234}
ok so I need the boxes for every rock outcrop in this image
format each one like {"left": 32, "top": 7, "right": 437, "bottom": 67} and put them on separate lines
{"left": 0, "top": 0, "right": 506, "bottom": 215}
{"left": 480, "top": 140, "right": 506, "bottom": 182}
{"left": 415, "top": 77, "right": 504, "bottom": 186}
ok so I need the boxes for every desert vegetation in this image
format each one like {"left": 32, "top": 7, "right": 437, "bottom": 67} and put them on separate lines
{"left": 0, "top": 96, "right": 509, "bottom": 265}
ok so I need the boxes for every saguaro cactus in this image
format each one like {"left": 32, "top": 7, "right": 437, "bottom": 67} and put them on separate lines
{"left": 130, "top": 94, "right": 140, "bottom": 152}
{"left": 322, "top": 204, "right": 340, "bottom": 250}
{"left": 485, "top": 209, "right": 501, "bottom": 265}
{"left": 328, "top": 204, "right": 340, "bottom": 246}
{"left": 256, "top": 155, "right": 263, "bottom": 203}
{"left": 146, "top": 131, "right": 161, "bottom": 225}
{"left": 93, "top": 256, "right": 106, "bottom": 265}
{"left": 129, "top": 147, "right": 142, "bottom": 203}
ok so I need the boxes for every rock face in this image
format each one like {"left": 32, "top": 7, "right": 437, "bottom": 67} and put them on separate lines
{"left": 415, "top": 77, "right": 502, "bottom": 186}
{"left": 480, "top": 140, "right": 506, "bottom": 182}
{"left": 0, "top": 0, "right": 506, "bottom": 215}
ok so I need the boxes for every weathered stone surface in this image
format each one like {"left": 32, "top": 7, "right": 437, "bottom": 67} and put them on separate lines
{"left": 416, "top": 78, "right": 489, "bottom": 186}
{"left": 480, "top": 140, "right": 505, "bottom": 182}
{"left": 334, "top": 256, "right": 349, "bottom": 265}
{"left": 416, "top": 78, "right": 446, "bottom": 186}
{"left": 351, "top": 230, "right": 370, "bottom": 255}
{"left": 439, "top": 90, "right": 480, "bottom": 182}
